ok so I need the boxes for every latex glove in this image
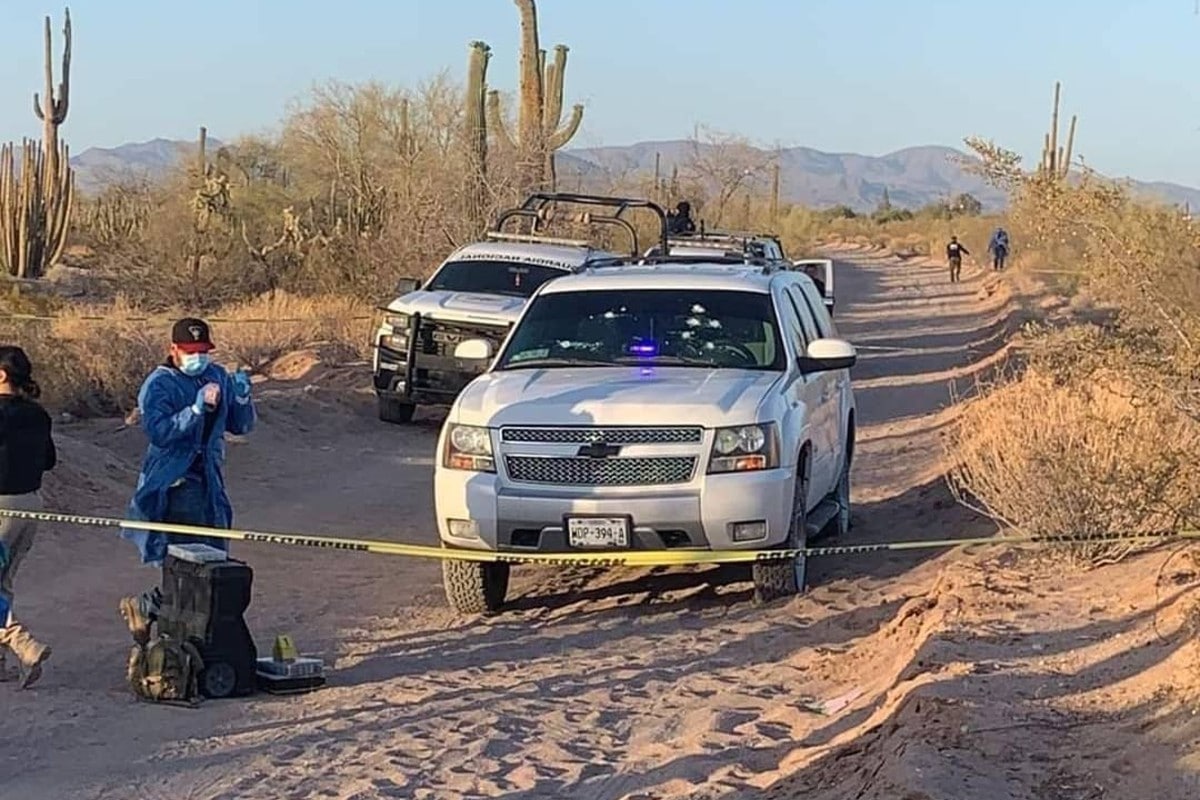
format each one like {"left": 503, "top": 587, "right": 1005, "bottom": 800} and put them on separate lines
{"left": 232, "top": 370, "right": 252, "bottom": 400}
{"left": 192, "top": 383, "right": 220, "bottom": 414}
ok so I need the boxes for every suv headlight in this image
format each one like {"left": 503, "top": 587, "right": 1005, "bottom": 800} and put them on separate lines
{"left": 385, "top": 313, "right": 410, "bottom": 330}
{"left": 443, "top": 424, "right": 495, "bottom": 472}
{"left": 707, "top": 423, "right": 779, "bottom": 474}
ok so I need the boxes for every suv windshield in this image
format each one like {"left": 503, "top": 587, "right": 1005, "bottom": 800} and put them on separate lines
{"left": 426, "top": 260, "right": 569, "bottom": 298}
{"left": 497, "top": 289, "right": 785, "bottom": 370}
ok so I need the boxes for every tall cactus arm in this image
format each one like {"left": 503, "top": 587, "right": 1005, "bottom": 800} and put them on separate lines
{"left": 542, "top": 45, "right": 566, "bottom": 132}
{"left": 45, "top": 141, "right": 73, "bottom": 268}
{"left": 33, "top": 8, "right": 71, "bottom": 124}
{"left": 547, "top": 104, "right": 584, "bottom": 151}
{"left": 1061, "top": 114, "right": 1077, "bottom": 177}
{"left": 486, "top": 90, "right": 517, "bottom": 150}
{"left": 514, "top": 0, "right": 544, "bottom": 146}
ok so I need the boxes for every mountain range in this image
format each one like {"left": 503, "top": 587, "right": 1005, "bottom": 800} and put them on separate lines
{"left": 63, "top": 136, "right": 1200, "bottom": 214}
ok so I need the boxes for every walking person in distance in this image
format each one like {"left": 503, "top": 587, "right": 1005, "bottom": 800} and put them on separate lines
{"left": 946, "top": 235, "right": 970, "bottom": 283}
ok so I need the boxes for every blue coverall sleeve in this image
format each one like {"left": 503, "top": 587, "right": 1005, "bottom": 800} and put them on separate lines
{"left": 224, "top": 371, "right": 256, "bottom": 436}
{"left": 139, "top": 373, "right": 202, "bottom": 448}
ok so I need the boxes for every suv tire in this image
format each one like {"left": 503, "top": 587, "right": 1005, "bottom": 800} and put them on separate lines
{"left": 825, "top": 435, "right": 853, "bottom": 538}
{"left": 378, "top": 396, "right": 416, "bottom": 425}
{"left": 753, "top": 463, "right": 809, "bottom": 604}
{"left": 442, "top": 559, "right": 510, "bottom": 614}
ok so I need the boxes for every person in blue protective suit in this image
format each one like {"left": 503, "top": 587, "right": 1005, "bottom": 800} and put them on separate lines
{"left": 118, "top": 318, "right": 255, "bottom": 645}
{"left": 988, "top": 227, "right": 1010, "bottom": 271}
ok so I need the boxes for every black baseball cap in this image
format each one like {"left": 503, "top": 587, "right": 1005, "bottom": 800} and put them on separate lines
{"left": 171, "top": 317, "right": 215, "bottom": 353}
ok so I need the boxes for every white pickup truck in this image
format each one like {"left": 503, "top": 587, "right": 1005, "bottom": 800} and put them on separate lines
{"left": 371, "top": 193, "right": 670, "bottom": 424}
{"left": 431, "top": 257, "right": 858, "bottom": 614}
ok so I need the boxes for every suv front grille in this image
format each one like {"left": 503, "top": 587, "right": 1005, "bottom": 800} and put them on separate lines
{"left": 501, "top": 426, "right": 703, "bottom": 445}
{"left": 505, "top": 455, "right": 697, "bottom": 486}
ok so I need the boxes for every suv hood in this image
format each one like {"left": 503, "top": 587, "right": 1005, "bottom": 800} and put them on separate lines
{"left": 453, "top": 367, "right": 782, "bottom": 429}
{"left": 386, "top": 290, "right": 527, "bottom": 326}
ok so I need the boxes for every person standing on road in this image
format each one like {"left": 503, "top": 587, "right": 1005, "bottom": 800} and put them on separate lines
{"left": 0, "top": 346, "right": 56, "bottom": 689}
{"left": 988, "top": 227, "right": 1010, "bottom": 271}
{"left": 946, "top": 235, "right": 969, "bottom": 283}
{"left": 119, "top": 318, "right": 256, "bottom": 645}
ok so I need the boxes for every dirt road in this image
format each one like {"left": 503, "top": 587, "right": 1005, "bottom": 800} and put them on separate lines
{"left": 4, "top": 245, "right": 1199, "bottom": 799}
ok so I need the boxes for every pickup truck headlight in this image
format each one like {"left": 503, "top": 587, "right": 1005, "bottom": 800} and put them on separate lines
{"left": 381, "top": 314, "right": 411, "bottom": 351}
{"left": 707, "top": 423, "right": 779, "bottom": 474}
{"left": 444, "top": 424, "right": 495, "bottom": 472}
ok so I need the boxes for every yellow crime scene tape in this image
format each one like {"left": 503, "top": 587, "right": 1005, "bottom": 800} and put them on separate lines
{"left": 0, "top": 507, "right": 1193, "bottom": 567}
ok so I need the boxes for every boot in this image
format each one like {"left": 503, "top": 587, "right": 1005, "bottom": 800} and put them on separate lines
{"left": 0, "top": 623, "right": 50, "bottom": 689}
{"left": 119, "top": 587, "right": 161, "bottom": 646}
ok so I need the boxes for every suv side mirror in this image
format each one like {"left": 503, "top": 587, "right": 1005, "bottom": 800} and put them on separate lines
{"left": 798, "top": 338, "right": 856, "bottom": 373}
{"left": 454, "top": 338, "right": 494, "bottom": 362}
{"left": 395, "top": 276, "right": 420, "bottom": 295}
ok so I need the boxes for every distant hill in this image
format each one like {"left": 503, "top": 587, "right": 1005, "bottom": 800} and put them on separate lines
{"left": 63, "top": 136, "right": 1200, "bottom": 213}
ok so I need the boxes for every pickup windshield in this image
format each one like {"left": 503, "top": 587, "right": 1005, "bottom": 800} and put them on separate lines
{"left": 426, "top": 260, "right": 569, "bottom": 298}
{"left": 498, "top": 289, "right": 785, "bottom": 371}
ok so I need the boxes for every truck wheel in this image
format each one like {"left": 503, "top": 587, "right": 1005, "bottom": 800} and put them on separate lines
{"left": 442, "top": 559, "right": 509, "bottom": 615}
{"left": 753, "top": 465, "right": 809, "bottom": 604}
{"left": 377, "top": 396, "right": 416, "bottom": 424}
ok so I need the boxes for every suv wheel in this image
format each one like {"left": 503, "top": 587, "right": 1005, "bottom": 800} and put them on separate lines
{"left": 378, "top": 396, "right": 416, "bottom": 424}
{"left": 442, "top": 559, "right": 510, "bottom": 615}
{"left": 828, "top": 441, "right": 853, "bottom": 538}
{"left": 753, "top": 465, "right": 809, "bottom": 604}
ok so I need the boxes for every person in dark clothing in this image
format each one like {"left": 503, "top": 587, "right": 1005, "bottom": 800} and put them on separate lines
{"left": 946, "top": 236, "right": 970, "bottom": 283}
{"left": 119, "top": 318, "right": 255, "bottom": 646}
{"left": 667, "top": 201, "right": 697, "bottom": 235}
{"left": 0, "top": 346, "right": 56, "bottom": 689}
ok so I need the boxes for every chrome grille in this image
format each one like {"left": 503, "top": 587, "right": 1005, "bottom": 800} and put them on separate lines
{"left": 505, "top": 455, "right": 697, "bottom": 486}
{"left": 501, "top": 427, "right": 703, "bottom": 445}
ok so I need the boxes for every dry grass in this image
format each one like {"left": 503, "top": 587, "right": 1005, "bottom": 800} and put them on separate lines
{"left": 948, "top": 364, "right": 1200, "bottom": 565}
{"left": 4, "top": 292, "right": 375, "bottom": 416}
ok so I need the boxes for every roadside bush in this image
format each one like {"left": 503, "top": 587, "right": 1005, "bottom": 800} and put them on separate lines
{"left": 4, "top": 293, "right": 374, "bottom": 416}
{"left": 948, "top": 325, "right": 1200, "bottom": 565}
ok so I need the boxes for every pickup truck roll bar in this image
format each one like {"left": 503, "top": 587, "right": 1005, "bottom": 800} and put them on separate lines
{"left": 490, "top": 192, "right": 670, "bottom": 258}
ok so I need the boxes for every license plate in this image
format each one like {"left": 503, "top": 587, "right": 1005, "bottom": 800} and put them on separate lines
{"left": 566, "top": 517, "right": 630, "bottom": 548}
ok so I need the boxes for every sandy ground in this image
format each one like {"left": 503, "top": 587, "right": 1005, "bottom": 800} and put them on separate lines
{"left": 4, "top": 244, "right": 1200, "bottom": 799}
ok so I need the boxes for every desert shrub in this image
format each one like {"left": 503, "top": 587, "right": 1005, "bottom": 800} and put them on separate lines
{"left": 948, "top": 325, "right": 1200, "bottom": 564}
{"left": 5, "top": 293, "right": 374, "bottom": 415}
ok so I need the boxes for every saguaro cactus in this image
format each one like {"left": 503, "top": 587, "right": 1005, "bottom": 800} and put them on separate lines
{"left": 487, "top": 0, "right": 584, "bottom": 194}
{"left": 0, "top": 8, "right": 75, "bottom": 279}
{"left": 1040, "top": 81, "right": 1077, "bottom": 180}
{"left": 0, "top": 139, "right": 74, "bottom": 279}
{"left": 34, "top": 8, "right": 71, "bottom": 195}
{"left": 465, "top": 40, "right": 492, "bottom": 230}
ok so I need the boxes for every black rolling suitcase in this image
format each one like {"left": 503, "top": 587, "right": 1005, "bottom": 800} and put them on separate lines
{"left": 159, "top": 545, "right": 258, "bottom": 699}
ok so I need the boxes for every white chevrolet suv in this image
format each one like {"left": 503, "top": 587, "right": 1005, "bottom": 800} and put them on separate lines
{"left": 432, "top": 260, "right": 857, "bottom": 614}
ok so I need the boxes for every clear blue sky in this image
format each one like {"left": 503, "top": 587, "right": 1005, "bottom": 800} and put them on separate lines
{"left": 1, "top": 0, "right": 1197, "bottom": 185}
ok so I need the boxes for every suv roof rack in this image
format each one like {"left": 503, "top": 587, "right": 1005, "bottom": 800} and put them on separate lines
{"left": 582, "top": 253, "right": 779, "bottom": 271}
{"left": 490, "top": 192, "right": 670, "bottom": 257}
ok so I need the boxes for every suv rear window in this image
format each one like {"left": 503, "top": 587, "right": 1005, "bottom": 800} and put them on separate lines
{"left": 426, "top": 260, "right": 569, "bottom": 298}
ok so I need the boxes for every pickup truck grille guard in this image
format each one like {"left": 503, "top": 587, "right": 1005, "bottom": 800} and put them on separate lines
{"left": 388, "top": 312, "right": 510, "bottom": 401}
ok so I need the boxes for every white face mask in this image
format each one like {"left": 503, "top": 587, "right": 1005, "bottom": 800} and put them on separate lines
{"left": 179, "top": 353, "right": 210, "bottom": 376}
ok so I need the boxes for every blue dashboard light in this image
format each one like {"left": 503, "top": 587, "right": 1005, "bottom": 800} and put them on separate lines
{"left": 627, "top": 338, "right": 659, "bottom": 357}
